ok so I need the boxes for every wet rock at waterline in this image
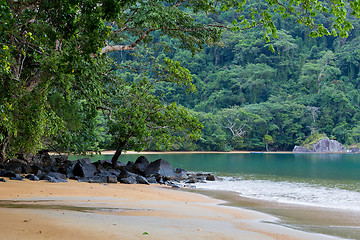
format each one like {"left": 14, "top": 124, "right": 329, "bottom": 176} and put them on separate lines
{"left": 0, "top": 152, "right": 219, "bottom": 187}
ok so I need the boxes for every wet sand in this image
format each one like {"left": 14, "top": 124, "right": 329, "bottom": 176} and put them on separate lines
{"left": 0, "top": 179, "right": 344, "bottom": 240}
{"left": 192, "top": 189, "right": 360, "bottom": 240}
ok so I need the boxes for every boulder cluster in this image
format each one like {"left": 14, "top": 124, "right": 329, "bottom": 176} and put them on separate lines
{"left": 0, "top": 152, "right": 218, "bottom": 188}
{"left": 293, "top": 139, "right": 360, "bottom": 153}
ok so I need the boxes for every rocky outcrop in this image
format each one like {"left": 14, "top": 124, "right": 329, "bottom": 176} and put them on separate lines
{"left": 349, "top": 147, "right": 360, "bottom": 153}
{"left": 0, "top": 153, "right": 219, "bottom": 188}
{"left": 311, "top": 139, "right": 347, "bottom": 152}
{"left": 293, "top": 146, "right": 311, "bottom": 153}
{"left": 293, "top": 139, "right": 348, "bottom": 153}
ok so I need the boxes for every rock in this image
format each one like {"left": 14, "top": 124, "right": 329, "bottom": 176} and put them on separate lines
{"left": 133, "top": 156, "right": 149, "bottom": 174}
{"left": 41, "top": 172, "right": 67, "bottom": 182}
{"left": 135, "top": 175, "right": 150, "bottom": 185}
{"left": 206, "top": 174, "right": 216, "bottom": 181}
{"left": 93, "top": 159, "right": 114, "bottom": 170}
{"left": 146, "top": 176, "right": 157, "bottom": 184}
{"left": 0, "top": 170, "right": 17, "bottom": 178}
{"left": 350, "top": 147, "right": 360, "bottom": 153}
{"left": 175, "top": 168, "right": 188, "bottom": 180}
{"left": 42, "top": 175, "right": 64, "bottom": 183}
{"left": 293, "top": 146, "right": 312, "bottom": 153}
{"left": 22, "top": 165, "right": 33, "bottom": 174}
{"left": 117, "top": 169, "right": 137, "bottom": 184}
{"left": 107, "top": 176, "right": 118, "bottom": 183}
{"left": 165, "top": 181, "right": 183, "bottom": 189}
{"left": 46, "top": 172, "right": 67, "bottom": 180}
{"left": 112, "top": 161, "right": 126, "bottom": 170}
{"left": 0, "top": 178, "right": 6, "bottom": 182}
{"left": 4, "top": 162, "right": 22, "bottom": 173}
{"left": 144, "top": 159, "right": 176, "bottom": 180}
{"left": 311, "top": 139, "right": 347, "bottom": 152}
{"left": 10, "top": 174, "right": 23, "bottom": 181}
{"left": 32, "top": 151, "right": 56, "bottom": 166}
{"left": 119, "top": 176, "right": 137, "bottom": 184}
{"left": 123, "top": 161, "right": 136, "bottom": 173}
{"left": 25, "top": 174, "right": 39, "bottom": 181}
{"left": 185, "top": 178, "right": 197, "bottom": 184}
{"left": 72, "top": 158, "right": 97, "bottom": 178}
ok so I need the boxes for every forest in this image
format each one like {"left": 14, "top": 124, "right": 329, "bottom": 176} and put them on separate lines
{"left": 114, "top": 5, "right": 360, "bottom": 152}
{"left": 1, "top": 0, "right": 360, "bottom": 163}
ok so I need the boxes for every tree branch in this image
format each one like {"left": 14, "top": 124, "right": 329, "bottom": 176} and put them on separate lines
{"left": 101, "top": 28, "right": 156, "bottom": 54}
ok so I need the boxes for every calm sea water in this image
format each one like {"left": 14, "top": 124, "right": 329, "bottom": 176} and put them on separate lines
{"left": 80, "top": 152, "right": 360, "bottom": 211}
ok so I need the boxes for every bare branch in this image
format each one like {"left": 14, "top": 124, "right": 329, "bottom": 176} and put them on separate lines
{"left": 101, "top": 28, "right": 156, "bottom": 54}
{"left": 97, "top": 106, "right": 115, "bottom": 122}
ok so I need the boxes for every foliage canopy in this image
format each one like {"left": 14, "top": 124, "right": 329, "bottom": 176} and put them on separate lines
{"left": 1, "top": 0, "right": 360, "bottom": 162}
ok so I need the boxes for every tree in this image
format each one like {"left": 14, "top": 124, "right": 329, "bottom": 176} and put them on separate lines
{"left": 263, "top": 134, "right": 274, "bottom": 152}
{"left": 104, "top": 57, "right": 202, "bottom": 164}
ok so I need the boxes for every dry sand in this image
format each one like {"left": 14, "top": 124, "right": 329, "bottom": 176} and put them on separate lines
{"left": 0, "top": 179, "right": 342, "bottom": 240}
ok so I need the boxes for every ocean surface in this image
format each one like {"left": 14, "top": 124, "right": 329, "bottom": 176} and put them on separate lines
{"left": 85, "top": 152, "right": 360, "bottom": 212}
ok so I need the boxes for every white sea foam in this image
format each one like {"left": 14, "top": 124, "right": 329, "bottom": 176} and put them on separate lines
{"left": 194, "top": 177, "right": 360, "bottom": 211}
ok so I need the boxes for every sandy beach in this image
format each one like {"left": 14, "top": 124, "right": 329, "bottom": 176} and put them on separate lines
{"left": 0, "top": 179, "right": 344, "bottom": 240}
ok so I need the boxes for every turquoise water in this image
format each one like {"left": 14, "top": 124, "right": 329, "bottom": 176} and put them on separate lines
{"left": 87, "top": 152, "right": 360, "bottom": 180}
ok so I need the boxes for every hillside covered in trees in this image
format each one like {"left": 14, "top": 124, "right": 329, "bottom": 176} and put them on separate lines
{"left": 114, "top": 6, "right": 360, "bottom": 152}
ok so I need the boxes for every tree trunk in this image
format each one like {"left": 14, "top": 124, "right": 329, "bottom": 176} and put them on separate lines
{"left": 0, "top": 138, "right": 8, "bottom": 164}
{"left": 111, "top": 140, "right": 127, "bottom": 166}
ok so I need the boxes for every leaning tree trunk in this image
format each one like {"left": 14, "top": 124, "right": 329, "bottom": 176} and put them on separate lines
{"left": 111, "top": 139, "right": 127, "bottom": 166}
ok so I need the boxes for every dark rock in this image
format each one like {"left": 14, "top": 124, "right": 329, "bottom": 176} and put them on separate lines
{"left": 98, "top": 168, "right": 121, "bottom": 178}
{"left": 135, "top": 175, "right": 150, "bottom": 185}
{"left": 165, "top": 181, "right": 183, "bottom": 189}
{"left": 117, "top": 169, "right": 137, "bottom": 184}
{"left": 112, "top": 161, "right": 126, "bottom": 170}
{"left": 146, "top": 176, "right": 157, "bottom": 184}
{"left": 0, "top": 178, "right": 6, "bottom": 182}
{"left": 10, "top": 174, "right": 23, "bottom": 181}
{"left": 72, "top": 158, "right": 97, "bottom": 178}
{"left": 22, "top": 165, "right": 33, "bottom": 174}
{"left": 46, "top": 172, "right": 67, "bottom": 180}
{"left": 175, "top": 169, "right": 188, "bottom": 180}
{"left": 293, "top": 146, "right": 312, "bottom": 153}
{"left": 206, "top": 174, "right": 216, "bottom": 181}
{"left": 124, "top": 161, "right": 135, "bottom": 173}
{"left": 175, "top": 168, "right": 187, "bottom": 173}
{"left": 185, "top": 178, "right": 197, "bottom": 184}
{"left": 31, "top": 165, "right": 44, "bottom": 174}
{"left": 133, "top": 156, "right": 149, "bottom": 174}
{"left": 41, "top": 172, "right": 67, "bottom": 182}
{"left": 32, "top": 151, "right": 56, "bottom": 166}
{"left": 94, "top": 159, "right": 115, "bottom": 170}
{"left": 4, "top": 162, "right": 22, "bottom": 173}
{"left": 119, "top": 176, "right": 137, "bottom": 184}
{"left": 157, "top": 177, "right": 165, "bottom": 185}
{"left": 144, "top": 159, "right": 176, "bottom": 179}
{"left": 0, "top": 170, "right": 17, "bottom": 178}
{"left": 107, "top": 176, "right": 118, "bottom": 183}
{"left": 25, "top": 174, "right": 39, "bottom": 181}
{"left": 42, "top": 175, "right": 64, "bottom": 183}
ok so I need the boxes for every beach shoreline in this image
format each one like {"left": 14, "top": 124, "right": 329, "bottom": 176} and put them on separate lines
{"left": 0, "top": 179, "right": 345, "bottom": 240}
{"left": 190, "top": 188, "right": 360, "bottom": 240}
